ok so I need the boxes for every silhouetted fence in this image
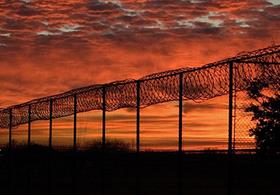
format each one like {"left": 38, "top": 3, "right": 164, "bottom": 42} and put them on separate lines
{"left": 0, "top": 45, "right": 279, "bottom": 195}
{"left": 0, "top": 45, "right": 279, "bottom": 152}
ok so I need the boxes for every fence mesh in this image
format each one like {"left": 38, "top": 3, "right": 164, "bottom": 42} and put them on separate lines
{"left": 233, "top": 91, "right": 255, "bottom": 150}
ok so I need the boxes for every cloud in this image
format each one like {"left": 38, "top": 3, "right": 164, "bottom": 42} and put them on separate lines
{"left": 87, "top": 1, "right": 121, "bottom": 11}
{"left": 58, "top": 24, "right": 82, "bottom": 33}
{"left": 182, "top": 101, "right": 228, "bottom": 114}
{"left": 267, "top": 0, "right": 280, "bottom": 6}
{"left": 16, "top": 5, "right": 41, "bottom": 17}
{"left": 0, "top": 33, "right": 11, "bottom": 37}
{"left": 0, "top": 0, "right": 279, "bottom": 108}
{"left": 37, "top": 31, "right": 62, "bottom": 36}
{"left": 20, "top": 0, "right": 32, "bottom": 3}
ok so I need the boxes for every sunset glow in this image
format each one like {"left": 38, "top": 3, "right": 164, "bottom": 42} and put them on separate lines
{"left": 0, "top": 0, "right": 279, "bottom": 150}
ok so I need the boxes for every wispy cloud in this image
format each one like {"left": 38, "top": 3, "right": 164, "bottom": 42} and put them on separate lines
{"left": 0, "top": 0, "right": 279, "bottom": 105}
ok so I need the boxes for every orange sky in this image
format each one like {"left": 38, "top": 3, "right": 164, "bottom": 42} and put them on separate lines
{"left": 0, "top": 0, "right": 279, "bottom": 150}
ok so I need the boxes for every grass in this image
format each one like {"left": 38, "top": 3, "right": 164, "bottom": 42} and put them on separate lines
{"left": 85, "top": 139, "right": 132, "bottom": 153}
{"left": 0, "top": 140, "right": 279, "bottom": 195}
{"left": 0, "top": 139, "right": 132, "bottom": 155}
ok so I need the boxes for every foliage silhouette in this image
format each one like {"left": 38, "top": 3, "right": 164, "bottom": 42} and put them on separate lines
{"left": 0, "top": 139, "right": 131, "bottom": 155}
{"left": 85, "top": 139, "right": 132, "bottom": 153}
{"left": 245, "top": 81, "right": 280, "bottom": 153}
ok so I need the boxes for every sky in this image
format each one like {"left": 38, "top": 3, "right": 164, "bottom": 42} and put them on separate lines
{"left": 0, "top": 0, "right": 279, "bottom": 150}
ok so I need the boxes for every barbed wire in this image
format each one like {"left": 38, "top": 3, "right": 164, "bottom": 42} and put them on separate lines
{"left": 0, "top": 45, "right": 279, "bottom": 128}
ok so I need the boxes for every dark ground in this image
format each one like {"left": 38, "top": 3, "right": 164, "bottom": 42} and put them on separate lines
{"left": 0, "top": 149, "right": 279, "bottom": 195}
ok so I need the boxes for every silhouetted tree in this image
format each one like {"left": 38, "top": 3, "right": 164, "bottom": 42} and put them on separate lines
{"left": 245, "top": 81, "right": 280, "bottom": 153}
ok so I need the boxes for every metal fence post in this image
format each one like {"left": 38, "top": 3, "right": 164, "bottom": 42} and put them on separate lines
{"left": 9, "top": 109, "right": 12, "bottom": 151}
{"left": 102, "top": 86, "right": 106, "bottom": 149}
{"left": 8, "top": 108, "right": 13, "bottom": 195}
{"left": 28, "top": 104, "right": 31, "bottom": 147}
{"left": 136, "top": 80, "right": 141, "bottom": 195}
{"left": 49, "top": 99, "right": 53, "bottom": 149}
{"left": 179, "top": 73, "right": 183, "bottom": 153}
{"left": 228, "top": 61, "right": 234, "bottom": 195}
{"left": 136, "top": 81, "right": 141, "bottom": 153}
{"left": 73, "top": 94, "right": 77, "bottom": 151}
{"left": 73, "top": 94, "right": 78, "bottom": 195}
{"left": 101, "top": 86, "right": 107, "bottom": 195}
{"left": 228, "top": 61, "right": 233, "bottom": 155}
{"left": 178, "top": 73, "right": 184, "bottom": 195}
{"left": 48, "top": 98, "right": 53, "bottom": 195}
{"left": 27, "top": 104, "right": 32, "bottom": 195}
